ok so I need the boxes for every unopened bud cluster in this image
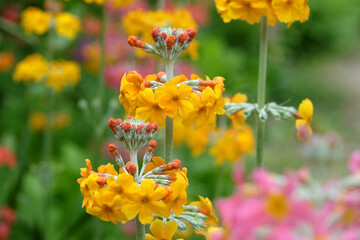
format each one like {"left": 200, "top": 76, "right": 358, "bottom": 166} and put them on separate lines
{"left": 128, "top": 27, "right": 197, "bottom": 62}
{"left": 108, "top": 115, "right": 158, "bottom": 152}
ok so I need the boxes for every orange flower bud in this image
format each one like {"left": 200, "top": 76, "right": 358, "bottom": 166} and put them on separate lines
{"left": 186, "top": 28, "right": 197, "bottom": 42}
{"left": 108, "top": 118, "right": 118, "bottom": 134}
{"left": 125, "top": 162, "right": 137, "bottom": 176}
{"left": 143, "top": 81, "right": 153, "bottom": 88}
{"left": 151, "top": 28, "right": 159, "bottom": 42}
{"left": 160, "top": 32, "right": 167, "bottom": 39}
{"left": 178, "top": 33, "right": 187, "bottom": 46}
{"left": 166, "top": 36, "right": 176, "bottom": 50}
{"left": 108, "top": 144, "right": 119, "bottom": 158}
{"left": 157, "top": 72, "right": 166, "bottom": 83}
{"left": 135, "top": 39, "right": 146, "bottom": 49}
{"left": 128, "top": 36, "right": 137, "bottom": 47}
{"left": 172, "top": 159, "right": 181, "bottom": 169}
{"left": 96, "top": 176, "right": 107, "bottom": 187}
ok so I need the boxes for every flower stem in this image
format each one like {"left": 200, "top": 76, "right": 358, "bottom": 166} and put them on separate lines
{"left": 135, "top": 216, "right": 146, "bottom": 240}
{"left": 130, "top": 151, "right": 139, "bottom": 181}
{"left": 256, "top": 17, "right": 269, "bottom": 167}
{"left": 164, "top": 62, "right": 174, "bottom": 163}
{"left": 98, "top": 5, "right": 106, "bottom": 116}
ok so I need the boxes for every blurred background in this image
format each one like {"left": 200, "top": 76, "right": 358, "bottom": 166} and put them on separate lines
{"left": 0, "top": 0, "right": 359, "bottom": 239}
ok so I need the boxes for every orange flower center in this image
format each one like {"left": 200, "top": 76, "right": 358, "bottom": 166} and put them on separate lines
{"left": 141, "top": 196, "right": 150, "bottom": 204}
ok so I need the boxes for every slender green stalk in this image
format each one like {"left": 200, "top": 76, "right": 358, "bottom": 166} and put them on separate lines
{"left": 256, "top": 17, "right": 269, "bottom": 167}
{"left": 135, "top": 216, "right": 146, "bottom": 240}
{"left": 164, "top": 62, "right": 174, "bottom": 163}
{"left": 98, "top": 5, "right": 106, "bottom": 117}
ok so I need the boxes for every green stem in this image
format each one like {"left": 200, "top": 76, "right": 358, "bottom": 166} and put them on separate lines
{"left": 0, "top": 17, "right": 38, "bottom": 45}
{"left": 97, "top": 4, "right": 106, "bottom": 122}
{"left": 135, "top": 216, "right": 146, "bottom": 240}
{"left": 164, "top": 62, "right": 174, "bottom": 163}
{"left": 214, "top": 164, "right": 225, "bottom": 199}
{"left": 256, "top": 17, "right": 269, "bottom": 167}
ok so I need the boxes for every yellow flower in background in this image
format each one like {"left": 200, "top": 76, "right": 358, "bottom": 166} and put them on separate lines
{"left": 121, "top": 179, "right": 168, "bottom": 224}
{"left": 46, "top": 60, "right": 81, "bottom": 92}
{"left": 227, "top": 0, "right": 268, "bottom": 24}
{"left": 191, "top": 196, "right": 219, "bottom": 227}
{"left": 109, "top": 0, "right": 135, "bottom": 8}
{"left": 0, "top": 51, "right": 15, "bottom": 72}
{"left": 272, "top": 0, "right": 306, "bottom": 23}
{"left": 13, "top": 54, "right": 48, "bottom": 84}
{"left": 136, "top": 88, "right": 166, "bottom": 126}
{"left": 21, "top": 7, "right": 51, "bottom": 35}
{"left": 156, "top": 80, "right": 193, "bottom": 119}
{"left": 81, "top": 42, "right": 100, "bottom": 73}
{"left": 83, "top": 0, "right": 106, "bottom": 5}
{"left": 55, "top": 12, "right": 82, "bottom": 40}
{"left": 146, "top": 219, "right": 179, "bottom": 240}
{"left": 227, "top": 93, "right": 248, "bottom": 128}
{"left": 29, "top": 112, "right": 46, "bottom": 132}
{"left": 51, "top": 112, "right": 71, "bottom": 130}
{"left": 86, "top": 188, "right": 128, "bottom": 224}
{"left": 295, "top": 98, "right": 313, "bottom": 141}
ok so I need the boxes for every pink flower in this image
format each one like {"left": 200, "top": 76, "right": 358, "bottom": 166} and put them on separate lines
{"left": 348, "top": 150, "right": 360, "bottom": 174}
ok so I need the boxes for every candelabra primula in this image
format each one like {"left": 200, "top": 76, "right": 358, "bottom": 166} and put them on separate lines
{"left": 78, "top": 116, "right": 217, "bottom": 238}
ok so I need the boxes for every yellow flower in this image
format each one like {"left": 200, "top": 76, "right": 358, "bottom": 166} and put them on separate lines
{"left": 156, "top": 80, "right": 193, "bottom": 119}
{"left": 144, "top": 156, "right": 165, "bottom": 173}
{"left": 83, "top": 0, "right": 106, "bottom": 5}
{"left": 77, "top": 159, "right": 93, "bottom": 184}
{"left": 109, "top": 0, "right": 135, "bottom": 8}
{"left": 0, "top": 51, "right": 15, "bottom": 72}
{"left": 272, "top": 0, "right": 305, "bottom": 23}
{"left": 214, "top": 0, "right": 233, "bottom": 23}
{"left": 146, "top": 219, "right": 179, "bottom": 240}
{"left": 227, "top": 0, "right": 268, "bottom": 24}
{"left": 13, "top": 54, "right": 48, "bottom": 84}
{"left": 295, "top": 98, "right": 313, "bottom": 141}
{"left": 119, "top": 71, "right": 145, "bottom": 115}
{"left": 55, "top": 12, "right": 82, "bottom": 40}
{"left": 164, "top": 171, "right": 188, "bottom": 216}
{"left": 29, "top": 112, "right": 46, "bottom": 132}
{"left": 266, "top": 0, "right": 278, "bottom": 26}
{"left": 227, "top": 93, "right": 248, "bottom": 128}
{"left": 122, "top": 179, "right": 168, "bottom": 224}
{"left": 106, "top": 173, "right": 140, "bottom": 202}
{"left": 21, "top": 7, "right": 51, "bottom": 35}
{"left": 98, "top": 163, "right": 118, "bottom": 175}
{"left": 136, "top": 88, "right": 166, "bottom": 127}
{"left": 265, "top": 193, "right": 289, "bottom": 220}
{"left": 46, "top": 60, "right": 81, "bottom": 92}
{"left": 86, "top": 188, "right": 128, "bottom": 224}
{"left": 191, "top": 196, "right": 219, "bottom": 227}
{"left": 80, "top": 173, "right": 100, "bottom": 207}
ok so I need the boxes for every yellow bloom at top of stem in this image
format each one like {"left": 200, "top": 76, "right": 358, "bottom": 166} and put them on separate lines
{"left": 295, "top": 98, "right": 313, "bottom": 141}
{"left": 77, "top": 159, "right": 93, "bottom": 184}
{"left": 191, "top": 196, "right": 219, "bottom": 227}
{"left": 121, "top": 179, "right": 168, "bottom": 224}
{"left": 136, "top": 88, "right": 166, "bottom": 127}
{"left": 155, "top": 80, "right": 193, "bottom": 119}
{"left": 86, "top": 188, "right": 128, "bottom": 224}
{"left": 80, "top": 173, "right": 100, "bottom": 207}
{"left": 46, "top": 60, "right": 81, "bottom": 92}
{"left": 109, "top": 0, "right": 135, "bottom": 8}
{"left": 21, "top": 7, "right": 51, "bottom": 35}
{"left": 98, "top": 163, "right": 118, "bottom": 175}
{"left": 272, "top": 0, "right": 306, "bottom": 24}
{"left": 265, "top": 193, "right": 290, "bottom": 220}
{"left": 13, "top": 54, "right": 48, "bottom": 84}
{"left": 146, "top": 219, "right": 179, "bottom": 240}
{"left": 29, "top": 111, "right": 71, "bottom": 132}
{"left": 164, "top": 171, "right": 188, "bottom": 216}
{"left": 83, "top": 0, "right": 106, "bottom": 5}
{"left": 55, "top": 12, "right": 82, "bottom": 40}
{"left": 228, "top": 0, "right": 268, "bottom": 24}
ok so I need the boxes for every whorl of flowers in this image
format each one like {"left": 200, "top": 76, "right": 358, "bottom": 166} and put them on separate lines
{"left": 78, "top": 116, "right": 218, "bottom": 232}
{"left": 13, "top": 54, "right": 81, "bottom": 92}
{"left": 214, "top": 0, "right": 310, "bottom": 26}
{"left": 20, "top": 7, "right": 81, "bottom": 40}
{"left": 118, "top": 71, "right": 226, "bottom": 128}
{"left": 83, "top": 0, "right": 135, "bottom": 8}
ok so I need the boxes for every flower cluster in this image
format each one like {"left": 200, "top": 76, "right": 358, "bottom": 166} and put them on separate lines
{"left": 0, "top": 206, "right": 16, "bottom": 240}
{"left": 214, "top": 0, "right": 310, "bottom": 26}
{"left": 84, "top": 0, "right": 135, "bottom": 8}
{"left": 119, "top": 71, "right": 226, "bottom": 128}
{"left": 123, "top": 9, "right": 199, "bottom": 60}
{"left": 210, "top": 161, "right": 360, "bottom": 240}
{"left": 78, "top": 116, "right": 216, "bottom": 234}
{"left": 13, "top": 54, "right": 81, "bottom": 92}
{"left": 0, "top": 147, "right": 17, "bottom": 168}
{"left": 294, "top": 98, "right": 313, "bottom": 141}
{"left": 21, "top": 7, "right": 81, "bottom": 40}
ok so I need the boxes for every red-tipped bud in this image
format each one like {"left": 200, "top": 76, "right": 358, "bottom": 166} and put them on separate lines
{"left": 143, "top": 81, "right": 153, "bottom": 88}
{"left": 135, "top": 39, "right": 146, "bottom": 49}
{"left": 96, "top": 176, "right": 107, "bottom": 187}
{"left": 121, "top": 122, "right": 131, "bottom": 133}
{"left": 166, "top": 36, "right": 176, "bottom": 50}
{"left": 178, "top": 33, "right": 187, "bottom": 46}
{"left": 152, "top": 123, "right": 158, "bottom": 134}
{"left": 125, "top": 162, "right": 137, "bottom": 176}
{"left": 128, "top": 36, "right": 137, "bottom": 47}
{"left": 108, "top": 144, "right": 119, "bottom": 158}
{"left": 172, "top": 159, "right": 181, "bottom": 169}
{"left": 186, "top": 28, "right": 197, "bottom": 42}
{"left": 198, "top": 80, "right": 216, "bottom": 88}
{"left": 168, "top": 176, "right": 177, "bottom": 182}
{"left": 172, "top": 28, "right": 177, "bottom": 34}
{"left": 136, "top": 124, "right": 143, "bottom": 133}
{"left": 160, "top": 32, "right": 167, "bottom": 40}
{"left": 127, "top": 116, "right": 135, "bottom": 120}
{"left": 157, "top": 72, "right": 166, "bottom": 83}
{"left": 293, "top": 112, "right": 302, "bottom": 119}
{"left": 108, "top": 118, "right": 118, "bottom": 134}
{"left": 151, "top": 28, "right": 159, "bottom": 42}
{"left": 116, "top": 118, "right": 122, "bottom": 125}
{"left": 148, "top": 140, "right": 158, "bottom": 154}
{"left": 145, "top": 123, "right": 153, "bottom": 134}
